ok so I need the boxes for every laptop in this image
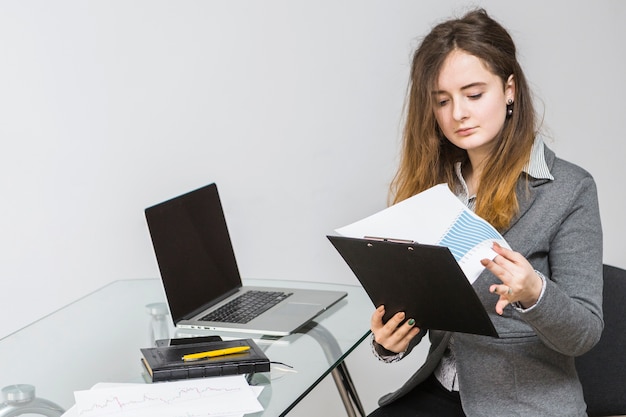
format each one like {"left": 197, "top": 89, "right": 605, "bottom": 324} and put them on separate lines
{"left": 144, "top": 183, "right": 347, "bottom": 336}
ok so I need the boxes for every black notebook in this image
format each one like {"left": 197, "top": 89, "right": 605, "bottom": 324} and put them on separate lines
{"left": 140, "top": 338, "right": 270, "bottom": 382}
{"left": 327, "top": 235, "right": 498, "bottom": 337}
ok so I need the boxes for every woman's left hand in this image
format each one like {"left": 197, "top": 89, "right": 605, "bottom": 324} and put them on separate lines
{"left": 481, "top": 242, "right": 543, "bottom": 315}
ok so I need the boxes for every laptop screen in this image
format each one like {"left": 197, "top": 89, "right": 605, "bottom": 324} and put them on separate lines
{"left": 144, "top": 183, "right": 242, "bottom": 323}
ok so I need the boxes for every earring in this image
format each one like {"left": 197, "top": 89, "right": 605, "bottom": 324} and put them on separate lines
{"left": 506, "top": 99, "right": 514, "bottom": 117}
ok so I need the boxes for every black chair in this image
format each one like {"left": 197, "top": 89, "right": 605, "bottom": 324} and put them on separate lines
{"left": 575, "top": 264, "right": 626, "bottom": 417}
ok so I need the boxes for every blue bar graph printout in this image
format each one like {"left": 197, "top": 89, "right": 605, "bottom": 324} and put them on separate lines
{"left": 334, "top": 183, "right": 510, "bottom": 283}
{"left": 438, "top": 210, "right": 504, "bottom": 262}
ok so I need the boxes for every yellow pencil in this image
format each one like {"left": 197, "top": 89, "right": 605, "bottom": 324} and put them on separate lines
{"left": 181, "top": 346, "right": 251, "bottom": 361}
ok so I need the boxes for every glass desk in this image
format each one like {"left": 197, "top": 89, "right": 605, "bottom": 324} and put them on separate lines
{"left": 0, "top": 279, "right": 372, "bottom": 416}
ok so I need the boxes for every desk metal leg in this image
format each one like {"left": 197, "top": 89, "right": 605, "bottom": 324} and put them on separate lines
{"left": 296, "top": 322, "right": 367, "bottom": 417}
{"left": 330, "top": 362, "right": 366, "bottom": 417}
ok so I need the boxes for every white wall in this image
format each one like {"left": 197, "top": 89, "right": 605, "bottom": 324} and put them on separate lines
{"left": 1, "top": 0, "right": 624, "bottom": 414}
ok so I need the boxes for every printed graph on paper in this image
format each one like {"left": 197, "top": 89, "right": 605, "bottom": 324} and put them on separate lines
{"left": 436, "top": 209, "right": 509, "bottom": 283}
{"left": 438, "top": 210, "right": 504, "bottom": 262}
{"left": 334, "top": 183, "right": 511, "bottom": 284}
{"left": 73, "top": 375, "right": 263, "bottom": 417}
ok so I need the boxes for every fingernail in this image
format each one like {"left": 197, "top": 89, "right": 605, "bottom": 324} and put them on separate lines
{"left": 408, "top": 318, "right": 415, "bottom": 326}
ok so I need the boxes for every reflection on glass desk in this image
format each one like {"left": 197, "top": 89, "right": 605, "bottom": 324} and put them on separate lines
{"left": 0, "top": 279, "right": 372, "bottom": 416}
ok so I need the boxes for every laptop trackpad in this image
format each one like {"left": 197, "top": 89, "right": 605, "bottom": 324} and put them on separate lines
{"left": 275, "top": 302, "right": 323, "bottom": 317}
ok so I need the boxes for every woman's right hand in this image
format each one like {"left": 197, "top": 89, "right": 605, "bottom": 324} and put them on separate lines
{"left": 370, "top": 305, "right": 421, "bottom": 354}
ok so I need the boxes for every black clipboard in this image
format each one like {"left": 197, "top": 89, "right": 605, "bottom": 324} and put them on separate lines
{"left": 327, "top": 235, "right": 498, "bottom": 337}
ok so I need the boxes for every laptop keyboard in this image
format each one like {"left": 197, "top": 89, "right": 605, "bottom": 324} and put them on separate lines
{"left": 200, "top": 290, "right": 293, "bottom": 324}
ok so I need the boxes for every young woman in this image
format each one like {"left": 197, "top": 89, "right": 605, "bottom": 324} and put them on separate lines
{"left": 367, "top": 9, "right": 603, "bottom": 417}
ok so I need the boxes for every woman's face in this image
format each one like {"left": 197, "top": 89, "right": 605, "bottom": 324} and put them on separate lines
{"left": 433, "top": 49, "right": 515, "bottom": 162}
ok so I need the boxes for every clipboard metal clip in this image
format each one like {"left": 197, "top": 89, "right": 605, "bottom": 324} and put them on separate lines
{"left": 363, "top": 236, "right": 416, "bottom": 244}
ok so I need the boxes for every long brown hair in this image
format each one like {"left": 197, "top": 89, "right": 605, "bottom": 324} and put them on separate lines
{"left": 391, "top": 9, "right": 537, "bottom": 230}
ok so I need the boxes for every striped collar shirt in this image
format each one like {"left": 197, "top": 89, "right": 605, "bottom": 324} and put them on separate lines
{"left": 454, "top": 137, "right": 554, "bottom": 208}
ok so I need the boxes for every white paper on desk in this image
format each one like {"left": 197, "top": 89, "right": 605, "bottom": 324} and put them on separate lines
{"left": 72, "top": 375, "right": 263, "bottom": 417}
{"left": 335, "top": 184, "right": 510, "bottom": 283}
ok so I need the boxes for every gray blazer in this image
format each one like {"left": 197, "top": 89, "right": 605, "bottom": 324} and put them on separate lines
{"left": 378, "top": 145, "right": 604, "bottom": 416}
